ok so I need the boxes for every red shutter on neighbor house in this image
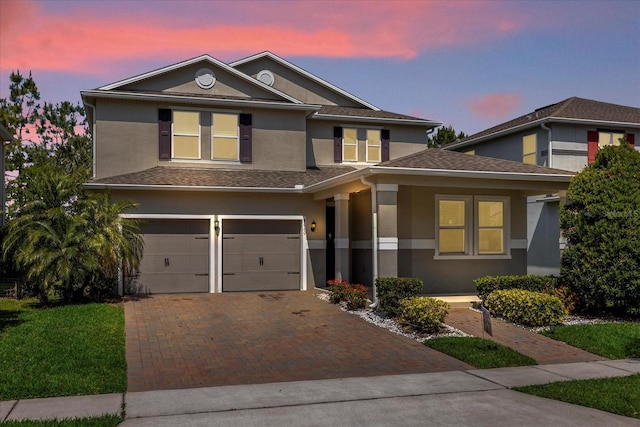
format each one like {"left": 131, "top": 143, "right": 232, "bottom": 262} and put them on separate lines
{"left": 587, "top": 130, "right": 598, "bottom": 164}
{"left": 381, "top": 129, "right": 390, "bottom": 162}
{"left": 626, "top": 133, "right": 635, "bottom": 149}
{"left": 239, "top": 113, "right": 252, "bottom": 163}
{"left": 158, "top": 109, "right": 172, "bottom": 160}
{"left": 334, "top": 127, "right": 343, "bottom": 163}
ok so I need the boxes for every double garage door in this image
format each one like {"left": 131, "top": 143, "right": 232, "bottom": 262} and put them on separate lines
{"left": 136, "top": 219, "right": 301, "bottom": 293}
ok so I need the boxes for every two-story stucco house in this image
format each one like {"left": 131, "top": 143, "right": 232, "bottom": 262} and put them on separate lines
{"left": 445, "top": 97, "right": 640, "bottom": 275}
{"left": 81, "top": 52, "right": 573, "bottom": 298}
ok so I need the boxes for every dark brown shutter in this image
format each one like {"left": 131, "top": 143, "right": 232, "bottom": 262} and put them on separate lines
{"left": 587, "top": 130, "right": 598, "bottom": 164}
{"left": 626, "top": 133, "right": 635, "bottom": 149}
{"left": 333, "top": 127, "right": 342, "bottom": 163}
{"left": 158, "top": 109, "right": 171, "bottom": 160}
{"left": 239, "top": 113, "right": 252, "bottom": 163}
{"left": 381, "top": 129, "right": 390, "bottom": 162}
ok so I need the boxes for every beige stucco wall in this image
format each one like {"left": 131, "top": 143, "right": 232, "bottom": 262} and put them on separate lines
{"left": 94, "top": 99, "right": 308, "bottom": 178}
{"left": 306, "top": 121, "right": 428, "bottom": 167}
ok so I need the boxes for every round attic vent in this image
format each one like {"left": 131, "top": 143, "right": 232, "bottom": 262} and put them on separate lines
{"left": 257, "top": 70, "right": 275, "bottom": 86}
{"left": 195, "top": 68, "right": 216, "bottom": 89}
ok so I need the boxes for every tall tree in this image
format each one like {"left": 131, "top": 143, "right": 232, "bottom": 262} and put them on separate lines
{"left": 427, "top": 125, "right": 467, "bottom": 148}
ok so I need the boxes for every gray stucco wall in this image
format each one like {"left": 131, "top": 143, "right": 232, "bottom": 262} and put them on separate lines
{"left": 527, "top": 198, "right": 561, "bottom": 276}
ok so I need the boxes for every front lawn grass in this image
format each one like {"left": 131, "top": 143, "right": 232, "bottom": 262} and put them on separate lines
{"left": 1, "top": 415, "right": 123, "bottom": 427}
{"left": 541, "top": 322, "right": 640, "bottom": 359}
{"left": 424, "top": 336, "right": 537, "bottom": 368}
{"left": 515, "top": 374, "right": 640, "bottom": 419}
{"left": 0, "top": 298, "right": 126, "bottom": 400}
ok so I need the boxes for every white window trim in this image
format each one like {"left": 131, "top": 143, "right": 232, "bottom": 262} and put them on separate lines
{"left": 211, "top": 112, "right": 240, "bottom": 161}
{"left": 171, "top": 111, "right": 201, "bottom": 160}
{"left": 366, "top": 129, "right": 382, "bottom": 163}
{"left": 434, "top": 195, "right": 511, "bottom": 260}
{"left": 342, "top": 127, "right": 358, "bottom": 162}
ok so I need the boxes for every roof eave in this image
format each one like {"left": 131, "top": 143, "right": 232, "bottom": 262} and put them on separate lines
{"left": 312, "top": 113, "right": 440, "bottom": 127}
{"left": 370, "top": 166, "right": 574, "bottom": 182}
{"left": 80, "top": 90, "right": 322, "bottom": 112}
{"left": 84, "top": 182, "right": 305, "bottom": 193}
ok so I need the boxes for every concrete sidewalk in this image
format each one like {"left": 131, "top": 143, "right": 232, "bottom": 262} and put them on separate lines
{"left": 1, "top": 359, "right": 639, "bottom": 425}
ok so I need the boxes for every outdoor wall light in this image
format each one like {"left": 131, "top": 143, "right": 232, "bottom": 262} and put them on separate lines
{"left": 214, "top": 219, "right": 220, "bottom": 236}
{"left": 310, "top": 220, "right": 316, "bottom": 232}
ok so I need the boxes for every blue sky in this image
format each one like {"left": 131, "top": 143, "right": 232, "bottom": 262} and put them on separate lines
{"left": 1, "top": 0, "right": 638, "bottom": 135}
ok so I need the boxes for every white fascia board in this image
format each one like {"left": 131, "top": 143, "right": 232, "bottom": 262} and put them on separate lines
{"left": 549, "top": 117, "right": 640, "bottom": 128}
{"left": 97, "top": 54, "right": 303, "bottom": 105}
{"left": 369, "top": 166, "right": 574, "bottom": 182}
{"left": 84, "top": 183, "right": 304, "bottom": 193}
{"left": 229, "top": 51, "right": 381, "bottom": 111}
{"left": 80, "top": 90, "right": 321, "bottom": 112}
{"left": 312, "top": 113, "right": 440, "bottom": 127}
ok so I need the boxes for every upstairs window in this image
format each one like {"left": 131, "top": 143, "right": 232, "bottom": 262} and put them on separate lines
{"left": 522, "top": 134, "right": 537, "bottom": 165}
{"left": 598, "top": 130, "right": 624, "bottom": 148}
{"left": 172, "top": 111, "right": 200, "bottom": 159}
{"left": 343, "top": 128, "right": 358, "bottom": 162}
{"left": 366, "top": 129, "right": 381, "bottom": 163}
{"left": 212, "top": 113, "right": 239, "bottom": 160}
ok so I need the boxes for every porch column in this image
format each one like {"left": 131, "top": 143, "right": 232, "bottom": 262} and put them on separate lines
{"left": 334, "top": 193, "right": 350, "bottom": 281}
{"left": 377, "top": 184, "right": 398, "bottom": 277}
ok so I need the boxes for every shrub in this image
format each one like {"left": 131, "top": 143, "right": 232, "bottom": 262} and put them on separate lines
{"left": 474, "top": 275, "right": 557, "bottom": 301}
{"left": 327, "top": 279, "right": 368, "bottom": 310}
{"left": 560, "top": 143, "right": 640, "bottom": 317}
{"left": 485, "top": 289, "right": 567, "bottom": 327}
{"left": 399, "top": 296, "right": 449, "bottom": 333}
{"left": 376, "top": 277, "right": 423, "bottom": 316}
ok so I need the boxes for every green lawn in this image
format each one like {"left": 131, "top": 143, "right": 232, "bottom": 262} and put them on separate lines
{"left": 0, "top": 298, "right": 126, "bottom": 400}
{"left": 424, "top": 336, "right": 537, "bottom": 368}
{"left": 515, "top": 374, "right": 640, "bottom": 419}
{"left": 541, "top": 322, "right": 640, "bottom": 359}
{"left": 0, "top": 415, "right": 123, "bottom": 427}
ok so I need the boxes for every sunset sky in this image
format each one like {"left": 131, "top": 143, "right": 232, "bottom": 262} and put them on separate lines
{"left": 1, "top": 0, "right": 638, "bottom": 135}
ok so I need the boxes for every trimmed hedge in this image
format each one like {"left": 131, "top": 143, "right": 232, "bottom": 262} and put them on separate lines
{"left": 485, "top": 289, "right": 567, "bottom": 327}
{"left": 475, "top": 275, "right": 558, "bottom": 301}
{"left": 376, "top": 277, "right": 423, "bottom": 316}
{"left": 399, "top": 296, "right": 449, "bottom": 333}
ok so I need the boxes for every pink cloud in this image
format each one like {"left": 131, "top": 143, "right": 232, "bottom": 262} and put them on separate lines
{"left": 0, "top": 1, "right": 528, "bottom": 76}
{"left": 467, "top": 94, "right": 522, "bottom": 120}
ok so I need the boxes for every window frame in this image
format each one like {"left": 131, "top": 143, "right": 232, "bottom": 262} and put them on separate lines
{"left": 598, "top": 129, "right": 625, "bottom": 148}
{"left": 211, "top": 112, "right": 240, "bottom": 161}
{"left": 171, "top": 110, "right": 201, "bottom": 160}
{"left": 342, "top": 127, "right": 358, "bottom": 162}
{"left": 522, "top": 133, "right": 537, "bottom": 165}
{"left": 435, "top": 195, "right": 511, "bottom": 260}
{"left": 366, "top": 129, "right": 382, "bottom": 163}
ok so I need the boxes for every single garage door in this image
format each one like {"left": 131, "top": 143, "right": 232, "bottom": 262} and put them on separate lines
{"left": 135, "top": 219, "right": 210, "bottom": 293}
{"left": 223, "top": 219, "right": 301, "bottom": 291}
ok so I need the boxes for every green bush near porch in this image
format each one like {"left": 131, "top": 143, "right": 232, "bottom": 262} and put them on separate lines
{"left": 474, "top": 275, "right": 557, "bottom": 301}
{"left": 485, "top": 289, "right": 567, "bottom": 327}
{"left": 376, "top": 277, "right": 423, "bottom": 316}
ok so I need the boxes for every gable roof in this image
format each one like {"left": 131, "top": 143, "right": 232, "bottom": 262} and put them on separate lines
{"left": 96, "top": 54, "right": 302, "bottom": 104}
{"left": 312, "top": 105, "right": 440, "bottom": 127}
{"left": 230, "top": 51, "right": 380, "bottom": 111}
{"left": 446, "top": 97, "right": 640, "bottom": 149}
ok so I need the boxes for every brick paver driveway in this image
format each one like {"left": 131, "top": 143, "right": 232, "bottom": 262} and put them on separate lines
{"left": 125, "top": 291, "right": 471, "bottom": 392}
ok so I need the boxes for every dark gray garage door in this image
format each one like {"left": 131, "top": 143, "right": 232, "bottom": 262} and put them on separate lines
{"left": 223, "top": 220, "right": 300, "bottom": 292}
{"left": 135, "top": 219, "right": 210, "bottom": 293}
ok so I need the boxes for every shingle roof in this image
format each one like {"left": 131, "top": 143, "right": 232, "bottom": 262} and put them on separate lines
{"left": 315, "top": 105, "right": 437, "bottom": 123}
{"left": 91, "top": 166, "right": 356, "bottom": 188}
{"left": 456, "top": 97, "right": 640, "bottom": 144}
{"left": 379, "top": 148, "right": 573, "bottom": 175}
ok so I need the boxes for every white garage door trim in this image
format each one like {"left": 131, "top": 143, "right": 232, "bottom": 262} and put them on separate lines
{"left": 121, "top": 214, "right": 216, "bottom": 293}
{"left": 216, "top": 215, "right": 308, "bottom": 293}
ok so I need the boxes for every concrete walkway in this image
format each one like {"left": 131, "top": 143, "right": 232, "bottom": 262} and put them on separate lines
{"left": 445, "top": 307, "right": 607, "bottom": 364}
{"left": 2, "top": 359, "right": 639, "bottom": 425}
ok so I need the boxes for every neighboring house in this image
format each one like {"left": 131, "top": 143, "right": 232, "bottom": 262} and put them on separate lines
{"left": 444, "top": 97, "right": 640, "bottom": 275}
{"left": 81, "top": 52, "right": 572, "bottom": 297}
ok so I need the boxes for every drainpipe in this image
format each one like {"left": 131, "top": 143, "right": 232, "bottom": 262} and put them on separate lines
{"left": 84, "top": 100, "right": 97, "bottom": 179}
{"left": 360, "top": 175, "right": 378, "bottom": 308}
{"left": 541, "top": 122, "right": 552, "bottom": 168}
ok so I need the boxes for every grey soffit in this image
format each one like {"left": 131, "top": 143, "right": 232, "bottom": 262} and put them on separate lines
{"left": 87, "top": 89, "right": 303, "bottom": 105}
{"left": 90, "top": 166, "right": 357, "bottom": 188}
{"left": 452, "top": 97, "right": 640, "bottom": 145}
{"left": 379, "top": 148, "right": 574, "bottom": 175}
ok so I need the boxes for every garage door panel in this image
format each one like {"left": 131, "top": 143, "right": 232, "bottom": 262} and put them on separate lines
{"left": 141, "top": 254, "right": 209, "bottom": 274}
{"left": 223, "top": 234, "right": 299, "bottom": 254}
{"left": 143, "top": 234, "right": 209, "bottom": 254}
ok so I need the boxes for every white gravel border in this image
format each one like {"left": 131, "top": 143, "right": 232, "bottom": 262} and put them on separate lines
{"left": 315, "top": 293, "right": 469, "bottom": 342}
